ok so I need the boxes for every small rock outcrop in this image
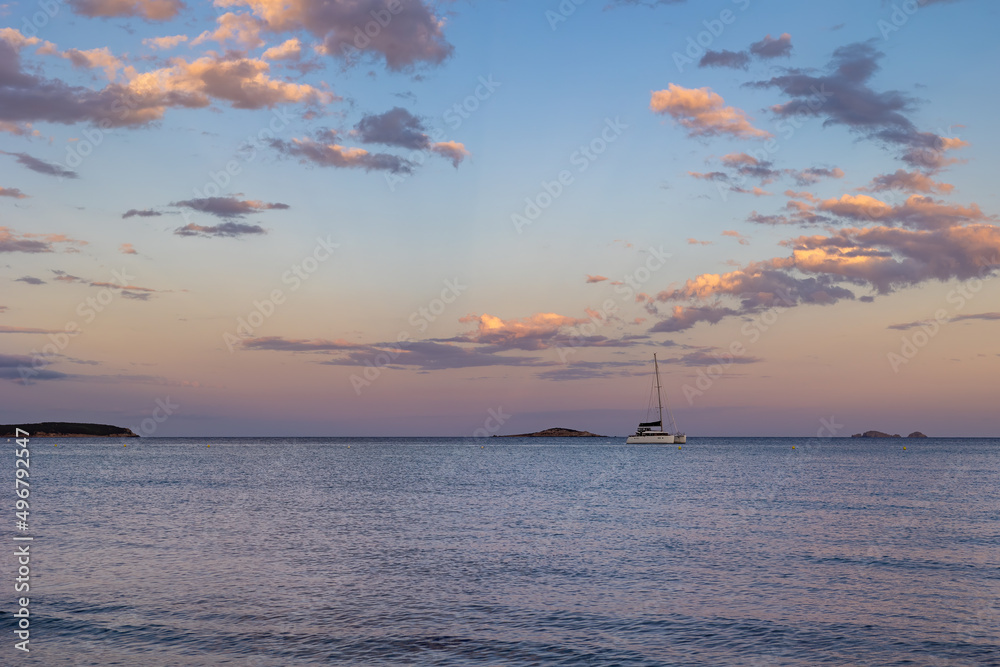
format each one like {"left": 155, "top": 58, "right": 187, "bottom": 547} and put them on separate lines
{"left": 907, "top": 431, "right": 928, "bottom": 438}
{"left": 1, "top": 422, "right": 139, "bottom": 438}
{"left": 495, "top": 427, "right": 605, "bottom": 438}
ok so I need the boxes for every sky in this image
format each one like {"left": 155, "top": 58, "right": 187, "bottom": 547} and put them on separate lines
{"left": 1, "top": 0, "right": 999, "bottom": 437}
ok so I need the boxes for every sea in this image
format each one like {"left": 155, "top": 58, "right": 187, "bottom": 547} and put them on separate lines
{"left": 2, "top": 436, "right": 998, "bottom": 666}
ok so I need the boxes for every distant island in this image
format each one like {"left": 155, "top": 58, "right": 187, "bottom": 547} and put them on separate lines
{"left": 851, "top": 430, "right": 927, "bottom": 438}
{"left": 1, "top": 422, "right": 139, "bottom": 438}
{"left": 494, "top": 427, "right": 606, "bottom": 438}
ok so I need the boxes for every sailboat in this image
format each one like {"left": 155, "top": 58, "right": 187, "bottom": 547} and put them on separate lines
{"left": 626, "top": 354, "right": 686, "bottom": 444}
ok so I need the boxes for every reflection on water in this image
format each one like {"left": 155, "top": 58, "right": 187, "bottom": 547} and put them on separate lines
{"left": 4, "top": 437, "right": 998, "bottom": 665}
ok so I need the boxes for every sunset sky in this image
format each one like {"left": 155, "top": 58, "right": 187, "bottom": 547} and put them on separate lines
{"left": 2, "top": 0, "right": 998, "bottom": 437}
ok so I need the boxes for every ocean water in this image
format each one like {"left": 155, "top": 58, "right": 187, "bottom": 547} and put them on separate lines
{"left": 2, "top": 436, "right": 998, "bottom": 666}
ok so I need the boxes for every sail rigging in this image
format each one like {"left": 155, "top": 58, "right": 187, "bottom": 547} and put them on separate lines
{"left": 626, "top": 354, "right": 686, "bottom": 444}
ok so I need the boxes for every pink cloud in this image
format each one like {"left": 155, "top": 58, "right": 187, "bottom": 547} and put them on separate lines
{"left": 818, "top": 193, "right": 988, "bottom": 230}
{"left": 192, "top": 12, "right": 266, "bottom": 50}
{"left": 58, "top": 46, "right": 124, "bottom": 80}
{"left": 650, "top": 84, "right": 771, "bottom": 140}
{"left": 785, "top": 190, "right": 819, "bottom": 203}
{"left": 143, "top": 34, "right": 188, "bottom": 50}
{"left": 0, "top": 187, "right": 28, "bottom": 199}
{"left": 866, "top": 169, "right": 954, "bottom": 195}
{"left": 429, "top": 140, "right": 470, "bottom": 167}
{"left": 69, "top": 0, "right": 185, "bottom": 21}
{"left": 263, "top": 38, "right": 303, "bottom": 61}
{"left": 219, "top": 0, "right": 453, "bottom": 71}
{"left": 786, "top": 224, "right": 1000, "bottom": 292}
{"left": 462, "top": 312, "right": 585, "bottom": 337}
{"left": 750, "top": 33, "right": 792, "bottom": 59}
{"left": 456, "top": 312, "right": 594, "bottom": 351}
{"left": 721, "top": 152, "right": 759, "bottom": 167}
{"left": 0, "top": 121, "right": 38, "bottom": 136}
{"left": 0, "top": 31, "right": 334, "bottom": 129}
{"left": 901, "top": 136, "right": 970, "bottom": 172}
{"left": 788, "top": 166, "right": 844, "bottom": 185}
{"left": 650, "top": 218, "right": 1000, "bottom": 332}
{"left": 722, "top": 230, "right": 750, "bottom": 245}
{"left": 0, "top": 227, "right": 86, "bottom": 253}
{"left": 123, "top": 55, "right": 335, "bottom": 112}
{"left": 170, "top": 196, "right": 289, "bottom": 219}
{"left": 272, "top": 136, "right": 413, "bottom": 173}
{"left": 650, "top": 305, "right": 739, "bottom": 332}
{"left": 0, "top": 325, "right": 67, "bottom": 334}
{"left": 175, "top": 222, "right": 266, "bottom": 238}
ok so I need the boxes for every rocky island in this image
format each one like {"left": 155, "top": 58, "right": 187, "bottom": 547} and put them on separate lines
{"left": 495, "top": 427, "right": 606, "bottom": 438}
{"left": 850, "top": 430, "right": 927, "bottom": 438}
{"left": 1, "top": 422, "right": 139, "bottom": 438}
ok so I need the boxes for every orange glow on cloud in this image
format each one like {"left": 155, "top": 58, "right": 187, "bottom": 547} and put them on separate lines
{"left": 650, "top": 84, "right": 771, "bottom": 139}
{"left": 461, "top": 312, "right": 588, "bottom": 341}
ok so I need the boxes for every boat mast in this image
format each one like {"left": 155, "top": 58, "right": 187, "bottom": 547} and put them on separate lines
{"left": 659, "top": 354, "right": 680, "bottom": 435}
{"left": 653, "top": 354, "right": 663, "bottom": 429}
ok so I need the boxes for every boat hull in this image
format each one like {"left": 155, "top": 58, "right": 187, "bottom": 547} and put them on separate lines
{"left": 674, "top": 434, "right": 686, "bottom": 444}
{"left": 626, "top": 433, "right": 674, "bottom": 444}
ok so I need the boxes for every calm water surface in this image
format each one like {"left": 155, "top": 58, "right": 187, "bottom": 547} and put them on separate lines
{"left": 2, "top": 437, "right": 998, "bottom": 665}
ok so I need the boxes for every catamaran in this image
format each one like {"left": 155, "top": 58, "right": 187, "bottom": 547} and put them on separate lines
{"left": 626, "top": 353, "right": 686, "bottom": 444}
